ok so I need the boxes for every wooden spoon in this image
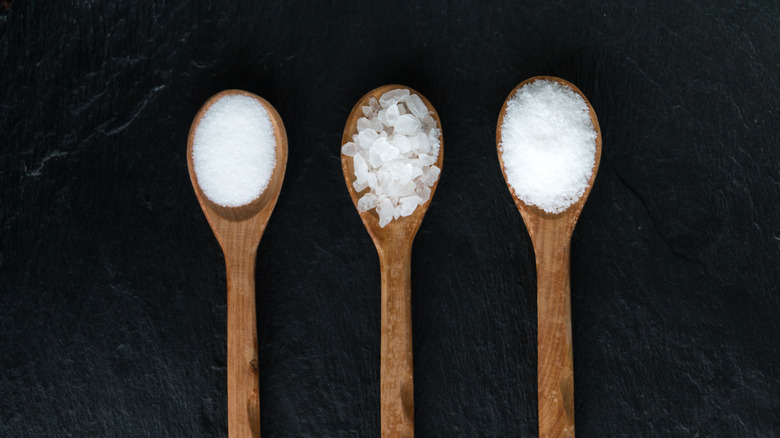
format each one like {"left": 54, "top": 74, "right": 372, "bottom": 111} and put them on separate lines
{"left": 187, "top": 89, "right": 288, "bottom": 438}
{"left": 496, "top": 76, "right": 601, "bottom": 438}
{"left": 341, "top": 85, "right": 443, "bottom": 438}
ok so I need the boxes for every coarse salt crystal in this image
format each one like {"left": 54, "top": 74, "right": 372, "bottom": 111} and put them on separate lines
{"left": 357, "top": 117, "right": 372, "bottom": 132}
{"left": 341, "top": 142, "right": 356, "bottom": 157}
{"left": 379, "top": 88, "right": 410, "bottom": 107}
{"left": 393, "top": 114, "right": 421, "bottom": 136}
{"left": 386, "top": 103, "right": 400, "bottom": 125}
{"left": 405, "top": 94, "right": 429, "bottom": 118}
{"left": 399, "top": 195, "right": 423, "bottom": 216}
{"left": 357, "top": 192, "right": 378, "bottom": 212}
{"left": 358, "top": 128, "right": 378, "bottom": 149}
{"left": 192, "top": 94, "right": 276, "bottom": 207}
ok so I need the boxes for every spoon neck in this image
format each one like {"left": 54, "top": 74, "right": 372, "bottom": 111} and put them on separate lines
{"left": 224, "top": 247, "right": 258, "bottom": 277}
{"left": 377, "top": 239, "right": 413, "bottom": 265}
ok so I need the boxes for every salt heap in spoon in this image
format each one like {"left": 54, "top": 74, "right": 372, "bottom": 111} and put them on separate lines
{"left": 500, "top": 79, "right": 597, "bottom": 214}
{"left": 342, "top": 88, "right": 441, "bottom": 227}
{"left": 192, "top": 94, "right": 277, "bottom": 208}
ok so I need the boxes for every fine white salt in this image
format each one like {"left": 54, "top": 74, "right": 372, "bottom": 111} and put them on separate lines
{"left": 343, "top": 88, "right": 441, "bottom": 227}
{"left": 192, "top": 94, "right": 277, "bottom": 207}
{"left": 499, "top": 79, "right": 597, "bottom": 214}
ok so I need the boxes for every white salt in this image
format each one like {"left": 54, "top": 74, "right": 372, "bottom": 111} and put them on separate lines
{"left": 386, "top": 103, "right": 400, "bottom": 125}
{"left": 405, "top": 94, "right": 428, "bottom": 118}
{"left": 499, "top": 79, "right": 597, "bottom": 214}
{"left": 379, "top": 89, "right": 410, "bottom": 107}
{"left": 341, "top": 142, "right": 356, "bottom": 157}
{"left": 342, "top": 88, "right": 442, "bottom": 227}
{"left": 192, "top": 94, "right": 277, "bottom": 207}
{"left": 393, "top": 114, "right": 422, "bottom": 136}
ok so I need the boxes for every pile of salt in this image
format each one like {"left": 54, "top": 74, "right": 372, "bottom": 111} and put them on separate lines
{"left": 342, "top": 88, "right": 441, "bottom": 227}
{"left": 192, "top": 94, "right": 277, "bottom": 208}
{"left": 499, "top": 79, "right": 597, "bottom": 214}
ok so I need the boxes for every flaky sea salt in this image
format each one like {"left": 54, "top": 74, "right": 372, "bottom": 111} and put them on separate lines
{"left": 499, "top": 79, "right": 597, "bottom": 214}
{"left": 192, "top": 94, "right": 277, "bottom": 207}
{"left": 343, "top": 89, "right": 441, "bottom": 227}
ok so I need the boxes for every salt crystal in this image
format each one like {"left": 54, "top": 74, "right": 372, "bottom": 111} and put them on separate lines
{"left": 341, "top": 142, "right": 356, "bottom": 157}
{"left": 417, "top": 154, "right": 436, "bottom": 166}
{"left": 373, "top": 137, "right": 399, "bottom": 161}
{"left": 358, "top": 129, "right": 378, "bottom": 149}
{"left": 393, "top": 114, "right": 421, "bottom": 136}
{"left": 366, "top": 173, "right": 378, "bottom": 190}
{"left": 399, "top": 195, "right": 423, "bottom": 216}
{"left": 407, "top": 133, "right": 419, "bottom": 151}
{"left": 406, "top": 94, "right": 428, "bottom": 118}
{"left": 416, "top": 184, "right": 431, "bottom": 203}
{"left": 398, "top": 181, "right": 416, "bottom": 197}
{"left": 378, "top": 170, "right": 393, "bottom": 191}
{"left": 410, "top": 165, "right": 424, "bottom": 180}
{"left": 192, "top": 94, "right": 277, "bottom": 207}
{"left": 342, "top": 88, "right": 442, "bottom": 227}
{"left": 377, "top": 109, "right": 389, "bottom": 126}
{"left": 499, "top": 79, "right": 597, "bottom": 214}
{"left": 386, "top": 103, "right": 400, "bottom": 125}
{"left": 353, "top": 179, "right": 369, "bottom": 192}
{"left": 393, "top": 134, "right": 412, "bottom": 153}
{"left": 353, "top": 153, "right": 368, "bottom": 184}
{"left": 397, "top": 163, "right": 413, "bottom": 184}
{"left": 357, "top": 193, "right": 378, "bottom": 212}
{"left": 370, "top": 117, "right": 384, "bottom": 132}
{"left": 420, "top": 114, "right": 435, "bottom": 132}
{"left": 415, "top": 132, "right": 430, "bottom": 154}
{"left": 376, "top": 198, "right": 394, "bottom": 227}
{"left": 421, "top": 165, "right": 441, "bottom": 186}
{"left": 357, "top": 117, "right": 372, "bottom": 132}
{"left": 379, "top": 89, "right": 410, "bottom": 107}
{"left": 427, "top": 131, "right": 440, "bottom": 153}
{"left": 368, "top": 147, "right": 383, "bottom": 168}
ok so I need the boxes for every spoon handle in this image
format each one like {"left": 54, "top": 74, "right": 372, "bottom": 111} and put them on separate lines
{"left": 225, "top": 250, "right": 261, "bottom": 438}
{"left": 535, "top": 240, "right": 575, "bottom": 438}
{"left": 378, "top": 242, "right": 415, "bottom": 438}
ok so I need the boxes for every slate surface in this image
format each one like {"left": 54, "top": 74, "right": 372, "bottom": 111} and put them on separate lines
{"left": 1, "top": 1, "right": 778, "bottom": 437}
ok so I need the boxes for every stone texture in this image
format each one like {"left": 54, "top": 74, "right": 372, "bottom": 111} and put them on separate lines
{"left": 0, "top": 1, "right": 778, "bottom": 436}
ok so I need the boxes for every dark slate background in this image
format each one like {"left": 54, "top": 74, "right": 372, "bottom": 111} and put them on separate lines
{"left": 1, "top": 1, "right": 778, "bottom": 437}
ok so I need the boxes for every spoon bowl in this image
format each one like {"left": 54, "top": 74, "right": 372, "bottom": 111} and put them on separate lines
{"left": 496, "top": 76, "right": 601, "bottom": 438}
{"left": 187, "top": 89, "right": 288, "bottom": 438}
{"left": 341, "top": 84, "right": 443, "bottom": 438}
{"left": 342, "top": 84, "right": 444, "bottom": 246}
{"left": 497, "top": 76, "right": 602, "bottom": 235}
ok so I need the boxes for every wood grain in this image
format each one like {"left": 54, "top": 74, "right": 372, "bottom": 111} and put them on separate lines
{"left": 341, "top": 85, "right": 443, "bottom": 438}
{"left": 187, "top": 90, "right": 288, "bottom": 438}
{"left": 496, "top": 76, "right": 601, "bottom": 438}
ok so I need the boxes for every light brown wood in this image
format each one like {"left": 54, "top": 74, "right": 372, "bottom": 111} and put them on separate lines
{"left": 187, "top": 90, "right": 288, "bottom": 438}
{"left": 341, "top": 85, "right": 443, "bottom": 438}
{"left": 496, "top": 76, "right": 601, "bottom": 438}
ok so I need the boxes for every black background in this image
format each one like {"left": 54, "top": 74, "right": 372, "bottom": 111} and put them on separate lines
{"left": 1, "top": 1, "right": 779, "bottom": 437}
